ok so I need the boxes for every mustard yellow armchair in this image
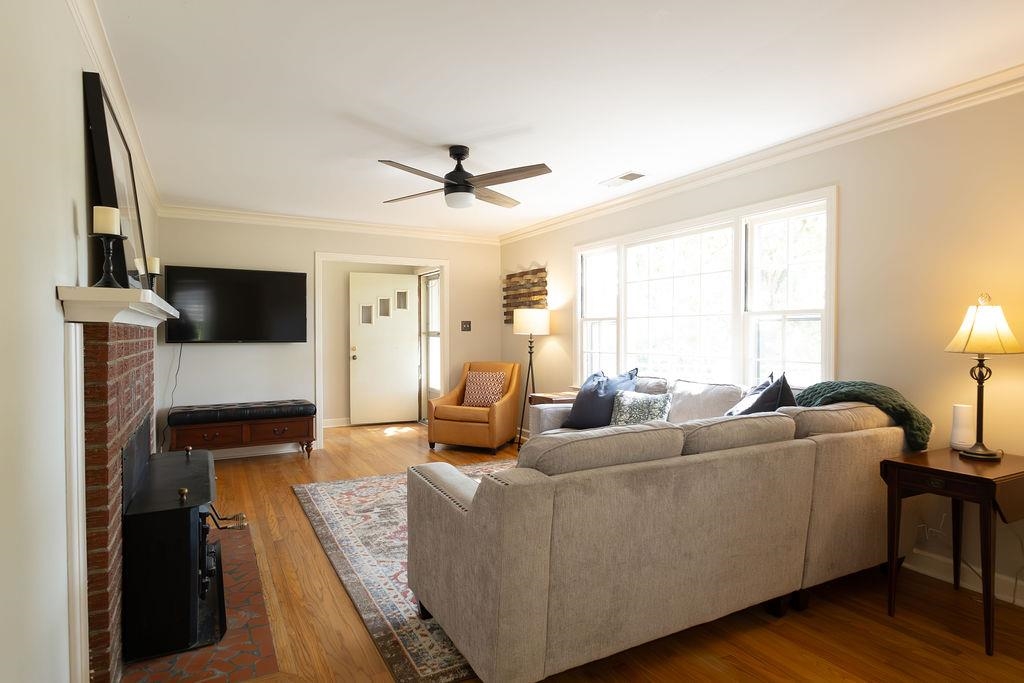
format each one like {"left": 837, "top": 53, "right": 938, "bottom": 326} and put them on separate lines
{"left": 428, "top": 361, "right": 522, "bottom": 452}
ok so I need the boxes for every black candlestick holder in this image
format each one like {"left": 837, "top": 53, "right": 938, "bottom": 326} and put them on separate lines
{"left": 147, "top": 273, "right": 161, "bottom": 291}
{"left": 90, "top": 233, "right": 127, "bottom": 288}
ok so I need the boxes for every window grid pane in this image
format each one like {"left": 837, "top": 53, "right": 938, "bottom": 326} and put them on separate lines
{"left": 749, "top": 313, "right": 822, "bottom": 387}
{"left": 624, "top": 226, "right": 733, "bottom": 382}
{"left": 580, "top": 248, "right": 619, "bottom": 377}
{"left": 576, "top": 193, "right": 832, "bottom": 388}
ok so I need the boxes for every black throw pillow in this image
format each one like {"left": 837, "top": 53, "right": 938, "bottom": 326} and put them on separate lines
{"left": 726, "top": 373, "right": 796, "bottom": 415}
{"left": 563, "top": 368, "right": 639, "bottom": 429}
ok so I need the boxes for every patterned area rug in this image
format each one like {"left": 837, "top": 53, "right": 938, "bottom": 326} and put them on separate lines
{"left": 123, "top": 526, "right": 279, "bottom": 682}
{"left": 293, "top": 461, "right": 512, "bottom": 683}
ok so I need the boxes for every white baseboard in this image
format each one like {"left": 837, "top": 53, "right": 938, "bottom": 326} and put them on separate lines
{"left": 903, "top": 548, "right": 1024, "bottom": 607}
{"left": 209, "top": 443, "right": 305, "bottom": 460}
{"left": 323, "top": 417, "right": 351, "bottom": 428}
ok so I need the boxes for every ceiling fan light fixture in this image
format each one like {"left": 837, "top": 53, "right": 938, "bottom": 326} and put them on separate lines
{"left": 380, "top": 145, "right": 548, "bottom": 209}
{"left": 444, "top": 187, "right": 475, "bottom": 209}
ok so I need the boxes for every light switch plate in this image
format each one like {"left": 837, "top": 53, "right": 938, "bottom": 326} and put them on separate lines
{"left": 461, "top": 321, "right": 472, "bottom": 332}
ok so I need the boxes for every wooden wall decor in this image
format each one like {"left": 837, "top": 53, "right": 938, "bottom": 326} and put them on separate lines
{"left": 503, "top": 267, "right": 547, "bottom": 324}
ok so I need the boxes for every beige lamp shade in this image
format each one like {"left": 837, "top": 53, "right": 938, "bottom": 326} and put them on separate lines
{"left": 945, "top": 293, "right": 1023, "bottom": 355}
{"left": 513, "top": 308, "right": 550, "bottom": 336}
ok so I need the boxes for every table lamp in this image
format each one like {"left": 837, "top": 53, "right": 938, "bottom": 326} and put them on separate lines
{"left": 513, "top": 308, "right": 550, "bottom": 448}
{"left": 944, "top": 293, "right": 1022, "bottom": 460}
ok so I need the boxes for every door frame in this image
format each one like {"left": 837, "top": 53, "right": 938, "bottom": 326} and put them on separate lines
{"left": 314, "top": 252, "right": 451, "bottom": 446}
{"left": 419, "top": 270, "right": 442, "bottom": 420}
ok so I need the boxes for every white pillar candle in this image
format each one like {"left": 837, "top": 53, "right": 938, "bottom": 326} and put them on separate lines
{"left": 92, "top": 206, "right": 120, "bottom": 235}
{"left": 134, "top": 258, "right": 145, "bottom": 273}
{"left": 146, "top": 256, "right": 161, "bottom": 275}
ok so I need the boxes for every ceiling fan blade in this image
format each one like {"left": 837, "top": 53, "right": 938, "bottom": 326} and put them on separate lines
{"left": 467, "top": 163, "right": 551, "bottom": 188}
{"left": 475, "top": 187, "right": 519, "bottom": 208}
{"left": 383, "top": 187, "right": 444, "bottom": 204}
{"left": 379, "top": 160, "right": 447, "bottom": 184}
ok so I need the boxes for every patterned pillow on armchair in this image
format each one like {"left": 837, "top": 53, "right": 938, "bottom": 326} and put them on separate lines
{"left": 462, "top": 371, "right": 506, "bottom": 407}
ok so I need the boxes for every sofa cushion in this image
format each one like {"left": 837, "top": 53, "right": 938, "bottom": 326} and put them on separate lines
{"left": 517, "top": 421, "right": 684, "bottom": 475}
{"left": 635, "top": 376, "right": 669, "bottom": 395}
{"left": 462, "top": 370, "right": 506, "bottom": 407}
{"left": 167, "top": 399, "right": 316, "bottom": 426}
{"left": 667, "top": 380, "right": 744, "bottom": 423}
{"left": 563, "top": 369, "right": 639, "bottom": 429}
{"left": 680, "top": 413, "right": 796, "bottom": 455}
{"left": 778, "top": 402, "right": 896, "bottom": 438}
{"left": 726, "top": 374, "right": 796, "bottom": 416}
{"left": 434, "top": 404, "right": 490, "bottom": 423}
{"left": 610, "top": 391, "right": 671, "bottom": 425}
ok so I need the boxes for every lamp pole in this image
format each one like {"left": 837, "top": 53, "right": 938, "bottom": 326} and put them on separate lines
{"left": 517, "top": 333, "right": 536, "bottom": 449}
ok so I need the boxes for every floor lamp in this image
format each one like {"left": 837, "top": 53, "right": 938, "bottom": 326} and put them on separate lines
{"left": 945, "top": 293, "right": 1022, "bottom": 460}
{"left": 514, "top": 308, "right": 550, "bottom": 449}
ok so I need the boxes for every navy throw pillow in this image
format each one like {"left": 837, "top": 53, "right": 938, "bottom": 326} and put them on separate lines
{"left": 563, "top": 368, "right": 639, "bottom": 429}
{"left": 726, "top": 373, "right": 796, "bottom": 415}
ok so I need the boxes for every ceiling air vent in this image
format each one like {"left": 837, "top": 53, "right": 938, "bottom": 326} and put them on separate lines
{"left": 599, "top": 172, "right": 645, "bottom": 188}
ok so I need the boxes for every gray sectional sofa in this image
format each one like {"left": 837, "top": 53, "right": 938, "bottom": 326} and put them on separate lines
{"left": 406, "top": 378, "right": 907, "bottom": 682}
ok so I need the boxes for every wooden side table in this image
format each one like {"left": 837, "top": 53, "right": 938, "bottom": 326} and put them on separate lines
{"left": 880, "top": 449, "right": 1024, "bottom": 655}
{"left": 528, "top": 391, "right": 578, "bottom": 405}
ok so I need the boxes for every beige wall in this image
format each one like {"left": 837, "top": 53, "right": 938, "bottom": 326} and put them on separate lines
{"left": 154, "top": 217, "right": 501, "bottom": 440}
{"left": 502, "top": 91, "right": 1024, "bottom": 575}
{"left": 0, "top": 0, "right": 160, "bottom": 678}
{"left": 323, "top": 261, "right": 417, "bottom": 421}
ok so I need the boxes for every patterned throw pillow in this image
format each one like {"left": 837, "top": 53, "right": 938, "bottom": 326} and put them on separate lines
{"left": 462, "top": 371, "right": 506, "bottom": 407}
{"left": 610, "top": 390, "right": 671, "bottom": 426}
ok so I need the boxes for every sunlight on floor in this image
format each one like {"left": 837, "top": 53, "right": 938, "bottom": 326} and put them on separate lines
{"left": 383, "top": 426, "right": 416, "bottom": 437}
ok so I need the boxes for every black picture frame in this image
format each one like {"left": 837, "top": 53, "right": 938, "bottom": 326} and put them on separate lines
{"left": 83, "top": 71, "right": 148, "bottom": 288}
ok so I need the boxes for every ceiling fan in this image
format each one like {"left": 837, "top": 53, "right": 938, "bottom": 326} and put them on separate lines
{"left": 379, "top": 145, "right": 551, "bottom": 209}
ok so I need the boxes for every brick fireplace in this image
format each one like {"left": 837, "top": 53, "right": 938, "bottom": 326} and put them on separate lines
{"left": 83, "top": 322, "right": 155, "bottom": 683}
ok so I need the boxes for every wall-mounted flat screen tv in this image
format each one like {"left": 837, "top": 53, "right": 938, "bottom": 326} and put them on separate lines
{"left": 164, "top": 266, "right": 307, "bottom": 343}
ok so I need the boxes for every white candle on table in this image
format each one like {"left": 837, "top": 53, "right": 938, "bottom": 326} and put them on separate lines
{"left": 93, "top": 206, "right": 120, "bottom": 235}
{"left": 147, "top": 256, "right": 161, "bottom": 275}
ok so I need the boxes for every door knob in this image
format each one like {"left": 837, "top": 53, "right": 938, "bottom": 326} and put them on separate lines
{"left": 352, "top": 354, "right": 357, "bottom": 360}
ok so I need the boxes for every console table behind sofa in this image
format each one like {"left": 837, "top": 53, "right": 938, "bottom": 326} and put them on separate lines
{"left": 168, "top": 400, "right": 316, "bottom": 457}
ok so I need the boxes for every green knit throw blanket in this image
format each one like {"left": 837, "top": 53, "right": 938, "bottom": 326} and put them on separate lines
{"left": 795, "top": 380, "right": 932, "bottom": 451}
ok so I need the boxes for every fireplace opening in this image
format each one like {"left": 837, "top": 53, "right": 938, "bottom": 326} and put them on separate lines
{"left": 122, "top": 414, "right": 152, "bottom": 512}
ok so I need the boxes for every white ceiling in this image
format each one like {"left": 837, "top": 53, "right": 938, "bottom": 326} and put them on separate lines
{"left": 97, "top": 1, "right": 1024, "bottom": 238}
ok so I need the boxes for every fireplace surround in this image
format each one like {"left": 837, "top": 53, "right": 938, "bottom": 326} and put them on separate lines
{"left": 83, "top": 322, "right": 155, "bottom": 682}
{"left": 60, "top": 285, "right": 178, "bottom": 682}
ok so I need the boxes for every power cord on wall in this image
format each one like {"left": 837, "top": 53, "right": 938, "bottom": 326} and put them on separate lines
{"left": 159, "top": 343, "right": 184, "bottom": 452}
{"left": 916, "top": 509, "right": 1024, "bottom": 605}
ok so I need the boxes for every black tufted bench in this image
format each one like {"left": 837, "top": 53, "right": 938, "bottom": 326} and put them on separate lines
{"left": 168, "top": 399, "right": 316, "bottom": 457}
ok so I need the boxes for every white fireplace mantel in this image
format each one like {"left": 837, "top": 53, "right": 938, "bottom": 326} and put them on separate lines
{"left": 57, "top": 286, "right": 179, "bottom": 328}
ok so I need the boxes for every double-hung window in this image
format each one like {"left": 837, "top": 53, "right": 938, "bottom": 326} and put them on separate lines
{"left": 576, "top": 188, "right": 835, "bottom": 388}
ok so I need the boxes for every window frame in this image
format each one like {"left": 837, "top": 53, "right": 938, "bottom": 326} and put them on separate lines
{"left": 574, "top": 186, "right": 837, "bottom": 387}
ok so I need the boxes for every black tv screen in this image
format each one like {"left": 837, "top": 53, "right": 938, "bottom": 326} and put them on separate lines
{"left": 164, "top": 266, "right": 307, "bottom": 343}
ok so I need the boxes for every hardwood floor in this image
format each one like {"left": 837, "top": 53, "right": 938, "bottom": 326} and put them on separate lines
{"left": 214, "top": 423, "right": 1024, "bottom": 682}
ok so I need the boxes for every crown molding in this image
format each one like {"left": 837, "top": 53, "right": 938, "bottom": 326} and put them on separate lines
{"left": 65, "top": 0, "right": 161, "bottom": 208}
{"left": 158, "top": 204, "right": 501, "bottom": 245}
{"left": 500, "top": 63, "right": 1024, "bottom": 246}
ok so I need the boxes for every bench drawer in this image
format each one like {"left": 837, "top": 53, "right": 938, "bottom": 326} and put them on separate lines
{"left": 247, "top": 418, "right": 312, "bottom": 442}
{"left": 171, "top": 424, "right": 243, "bottom": 449}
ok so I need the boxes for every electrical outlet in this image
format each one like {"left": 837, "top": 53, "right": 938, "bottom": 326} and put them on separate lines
{"left": 461, "top": 321, "right": 472, "bottom": 332}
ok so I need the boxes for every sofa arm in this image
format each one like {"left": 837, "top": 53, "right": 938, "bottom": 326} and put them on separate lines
{"left": 407, "top": 464, "right": 554, "bottom": 682}
{"left": 528, "top": 403, "right": 573, "bottom": 436}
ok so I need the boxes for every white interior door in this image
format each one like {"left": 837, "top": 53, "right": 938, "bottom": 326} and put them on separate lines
{"left": 350, "top": 272, "right": 420, "bottom": 424}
